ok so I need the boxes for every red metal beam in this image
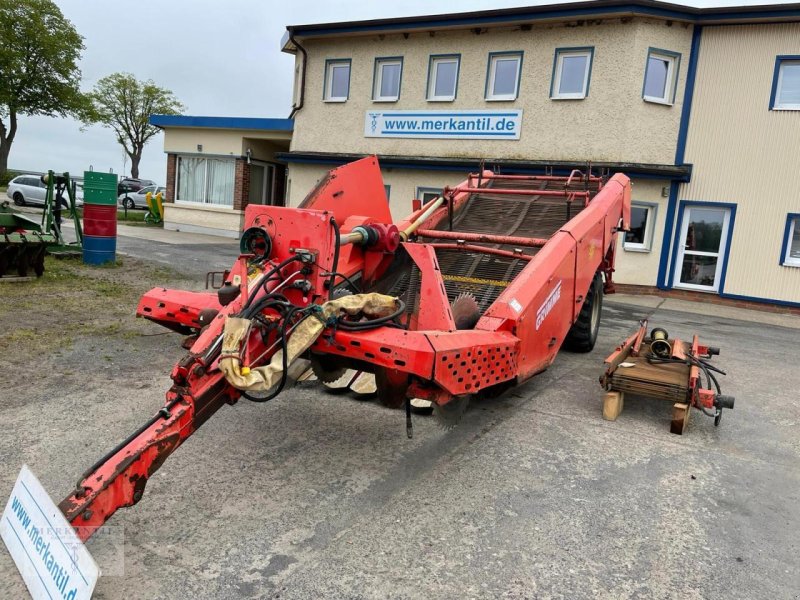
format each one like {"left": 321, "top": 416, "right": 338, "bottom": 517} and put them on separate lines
{"left": 416, "top": 228, "right": 548, "bottom": 248}
{"left": 469, "top": 173, "right": 602, "bottom": 183}
{"left": 448, "top": 186, "right": 590, "bottom": 199}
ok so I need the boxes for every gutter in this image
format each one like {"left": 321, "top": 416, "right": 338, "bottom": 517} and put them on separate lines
{"left": 288, "top": 31, "right": 308, "bottom": 120}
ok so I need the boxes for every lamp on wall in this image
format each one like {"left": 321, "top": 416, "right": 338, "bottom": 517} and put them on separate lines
{"left": 246, "top": 148, "right": 252, "bottom": 165}
{"left": 197, "top": 144, "right": 203, "bottom": 152}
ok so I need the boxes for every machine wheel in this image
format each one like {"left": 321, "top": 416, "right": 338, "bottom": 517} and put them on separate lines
{"left": 123, "top": 197, "right": 135, "bottom": 210}
{"left": 13, "top": 193, "right": 25, "bottom": 206}
{"left": 564, "top": 272, "right": 603, "bottom": 353}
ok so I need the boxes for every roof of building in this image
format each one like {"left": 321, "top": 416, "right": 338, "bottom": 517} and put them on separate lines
{"left": 150, "top": 115, "right": 294, "bottom": 132}
{"left": 281, "top": 0, "right": 800, "bottom": 50}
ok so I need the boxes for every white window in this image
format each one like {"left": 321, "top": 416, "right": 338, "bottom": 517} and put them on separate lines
{"left": 624, "top": 203, "right": 657, "bottom": 251}
{"left": 176, "top": 156, "right": 235, "bottom": 207}
{"left": 417, "top": 187, "right": 442, "bottom": 205}
{"left": 643, "top": 49, "right": 680, "bottom": 105}
{"left": 772, "top": 58, "right": 800, "bottom": 110}
{"left": 551, "top": 48, "right": 593, "bottom": 100}
{"left": 324, "top": 59, "right": 350, "bottom": 102}
{"left": 427, "top": 55, "right": 460, "bottom": 101}
{"left": 486, "top": 52, "right": 522, "bottom": 101}
{"left": 373, "top": 58, "right": 402, "bottom": 102}
{"left": 782, "top": 215, "right": 800, "bottom": 267}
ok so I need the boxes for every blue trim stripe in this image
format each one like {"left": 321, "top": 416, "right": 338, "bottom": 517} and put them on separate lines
{"left": 780, "top": 213, "right": 800, "bottom": 265}
{"left": 285, "top": 3, "right": 800, "bottom": 40}
{"left": 719, "top": 292, "right": 800, "bottom": 310}
{"left": 149, "top": 115, "right": 293, "bottom": 131}
{"left": 4, "top": 517, "right": 55, "bottom": 600}
{"left": 658, "top": 25, "right": 701, "bottom": 289}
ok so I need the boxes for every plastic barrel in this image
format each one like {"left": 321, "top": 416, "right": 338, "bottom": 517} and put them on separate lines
{"left": 82, "top": 204, "right": 117, "bottom": 237}
{"left": 82, "top": 170, "right": 118, "bottom": 265}
{"left": 82, "top": 235, "right": 117, "bottom": 265}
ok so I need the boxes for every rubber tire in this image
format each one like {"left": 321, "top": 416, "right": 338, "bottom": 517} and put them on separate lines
{"left": 123, "top": 197, "right": 135, "bottom": 209}
{"left": 13, "top": 192, "right": 25, "bottom": 206}
{"left": 563, "top": 272, "right": 603, "bottom": 353}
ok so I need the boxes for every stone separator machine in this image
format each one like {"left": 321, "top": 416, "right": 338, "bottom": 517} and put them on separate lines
{"left": 58, "top": 156, "right": 633, "bottom": 541}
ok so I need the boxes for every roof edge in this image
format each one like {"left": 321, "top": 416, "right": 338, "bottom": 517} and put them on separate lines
{"left": 150, "top": 115, "right": 294, "bottom": 132}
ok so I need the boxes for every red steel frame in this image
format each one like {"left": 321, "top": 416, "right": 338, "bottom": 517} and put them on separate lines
{"left": 61, "top": 156, "right": 631, "bottom": 541}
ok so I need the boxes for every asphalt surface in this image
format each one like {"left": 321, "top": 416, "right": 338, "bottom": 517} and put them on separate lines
{"left": 1, "top": 228, "right": 798, "bottom": 599}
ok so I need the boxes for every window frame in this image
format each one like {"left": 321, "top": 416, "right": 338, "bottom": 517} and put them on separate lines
{"left": 426, "top": 54, "right": 461, "bottom": 102}
{"left": 780, "top": 213, "right": 800, "bottom": 267}
{"left": 623, "top": 202, "right": 658, "bottom": 252}
{"left": 372, "top": 56, "right": 403, "bottom": 102}
{"left": 769, "top": 55, "right": 800, "bottom": 111}
{"left": 484, "top": 51, "right": 524, "bottom": 101}
{"left": 175, "top": 155, "right": 236, "bottom": 208}
{"left": 642, "top": 47, "right": 681, "bottom": 106}
{"left": 550, "top": 47, "right": 594, "bottom": 100}
{"left": 416, "top": 187, "right": 443, "bottom": 205}
{"left": 323, "top": 58, "right": 351, "bottom": 103}
{"left": 384, "top": 184, "right": 391, "bottom": 200}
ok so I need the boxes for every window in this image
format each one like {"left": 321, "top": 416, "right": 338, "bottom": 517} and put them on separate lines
{"left": 324, "top": 59, "right": 351, "bottom": 102}
{"left": 373, "top": 57, "right": 403, "bottom": 102}
{"left": 416, "top": 187, "right": 442, "bottom": 205}
{"left": 624, "top": 203, "right": 657, "bottom": 251}
{"left": 176, "top": 156, "right": 235, "bottom": 207}
{"left": 427, "top": 55, "right": 460, "bottom": 101}
{"left": 770, "top": 56, "right": 800, "bottom": 110}
{"left": 643, "top": 48, "right": 680, "bottom": 105}
{"left": 384, "top": 184, "right": 391, "bottom": 199}
{"left": 551, "top": 48, "right": 593, "bottom": 100}
{"left": 781, "top": 214, "right": 800, "bottom": 267}
{"left": 485, "top": 52, "right": 523, "bottom": 101}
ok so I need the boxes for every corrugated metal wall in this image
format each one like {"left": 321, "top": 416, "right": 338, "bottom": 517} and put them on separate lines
{"left": 677, "top": 23, "right": 800, "bottom": 303}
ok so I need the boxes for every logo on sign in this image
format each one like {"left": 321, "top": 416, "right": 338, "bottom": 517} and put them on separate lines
{"left": 536, "top": 280, "right": 562, "bottom": 330}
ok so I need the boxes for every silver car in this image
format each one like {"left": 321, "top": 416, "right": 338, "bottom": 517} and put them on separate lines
{"left": 6, "top": 174, "right": 84, "bottom": 207}
{"left": 118, "top": 185, "right": 166, "bottom": 209}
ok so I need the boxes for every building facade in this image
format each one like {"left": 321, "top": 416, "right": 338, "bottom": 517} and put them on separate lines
{"left": 279, "top": 1, "right": 800, "bottom": 308}
{"left": 152, "top": 116, "right": 292, "bottom": 237}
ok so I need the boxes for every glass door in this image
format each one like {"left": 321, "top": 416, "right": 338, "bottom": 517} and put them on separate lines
{"left": 248, "top": 163, "right": 275, "bottom": 206}
{"left": 673, "top": 205, "right": 731, "bottom": 292}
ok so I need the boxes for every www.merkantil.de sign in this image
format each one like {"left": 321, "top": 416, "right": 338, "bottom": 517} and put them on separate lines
{"left": 365, "top": 109, "right": 523, "bottom": 140}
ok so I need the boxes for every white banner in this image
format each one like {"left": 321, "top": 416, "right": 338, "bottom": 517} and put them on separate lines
{"left": 365, "top": 109, "right": 522, "bottom": 140}
{"left": 1, "top": 465, "right": 99, "bottom": 599}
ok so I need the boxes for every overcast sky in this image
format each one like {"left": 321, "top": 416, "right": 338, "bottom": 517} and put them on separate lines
{"left": 8, "top": 0, "right": 792, "bottom": 183}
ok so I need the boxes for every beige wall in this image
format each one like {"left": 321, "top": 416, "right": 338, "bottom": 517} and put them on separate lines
{"left": 290, "top": 18, "right": 693, "bottom": 164}
{"left": 163, "top": 128, "right": 291, "bottom": 158}
{"left": 675, "top": 23, "right": 800, "bottom": 303}
{"left": 164, "top": 204, "right": 243, "bottom": 238}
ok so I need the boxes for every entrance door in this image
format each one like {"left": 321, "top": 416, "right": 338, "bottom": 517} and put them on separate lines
{"left": 673, "top": 205, "right": 731, "bottom": 292}
{"left": 248, "top": 163, "right": 275, "bottom": 206}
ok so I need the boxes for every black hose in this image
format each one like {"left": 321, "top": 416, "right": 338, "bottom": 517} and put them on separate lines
{"left": 328, "top": 217, "right": 340, "bottom": 300}
{"left": 325, "top": 271, "right": 361, "bottom": 293}
{"left": 242, "top": 255, "right": 304, "bottom": 312}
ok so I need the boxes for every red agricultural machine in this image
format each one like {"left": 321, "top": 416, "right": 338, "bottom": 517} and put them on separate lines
{"left": 59, "top": 156, "right": 632, "bottom": 540}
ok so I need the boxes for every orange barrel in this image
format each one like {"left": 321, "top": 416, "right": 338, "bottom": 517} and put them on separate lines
{"left": 82, "top": 203, "right": 117, "bottom": 237}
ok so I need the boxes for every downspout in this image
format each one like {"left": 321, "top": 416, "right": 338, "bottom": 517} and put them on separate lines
{"left": 288, "top": 31, "right": 307, "bottom": 120}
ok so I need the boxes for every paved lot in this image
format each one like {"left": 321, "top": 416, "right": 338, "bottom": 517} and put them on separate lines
{"left": 0, "top": 228, "right": 798, "bottom": 598}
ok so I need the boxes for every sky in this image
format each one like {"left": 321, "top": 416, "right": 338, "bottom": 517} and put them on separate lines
{"left": 7, "top": 0, "right": 793, "bottom": 184}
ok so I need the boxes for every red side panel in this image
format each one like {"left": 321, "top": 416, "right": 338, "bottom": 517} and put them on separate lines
{"left": 297, "top": 155, "right": 393, "bottom": 225}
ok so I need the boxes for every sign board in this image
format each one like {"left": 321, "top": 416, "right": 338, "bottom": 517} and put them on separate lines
{"left": 1, "top": 465, "right": 99, "bottom": 599}
{"left": 365, "top": 109, "right": 523, "bottom": 140}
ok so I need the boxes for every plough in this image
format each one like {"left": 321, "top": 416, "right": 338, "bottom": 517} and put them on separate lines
{"left": 57, "top": 156, "right": 632, "bottom": 541}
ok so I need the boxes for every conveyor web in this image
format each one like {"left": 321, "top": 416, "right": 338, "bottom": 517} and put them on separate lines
{"left": 389, "top": 176, "right": 602, "bottom": 315}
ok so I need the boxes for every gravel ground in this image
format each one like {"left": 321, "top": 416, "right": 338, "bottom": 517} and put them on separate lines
{"left": 0, "top": 256, "right": 798, "bottom": 599}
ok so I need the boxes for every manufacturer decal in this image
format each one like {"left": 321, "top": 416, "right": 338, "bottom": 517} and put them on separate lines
{"left": 536, "top": 280, "right": 562, "bottom": 330}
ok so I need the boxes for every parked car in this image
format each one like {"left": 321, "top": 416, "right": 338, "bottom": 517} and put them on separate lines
{"left": 118, "top": 185, "right": 166, "bottom": 209}
{"left": 118, "top": 178, "right": 155, "bottom": 196}
{"left": 6, "top": 174, "right": 84, "bottom": 207}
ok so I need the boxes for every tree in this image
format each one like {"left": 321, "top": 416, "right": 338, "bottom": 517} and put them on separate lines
{"left": 0, "top": 0, "right": 88, "bottom": 176}
{"left": 88, "top": 73, "right": 185, "bottom": 179}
